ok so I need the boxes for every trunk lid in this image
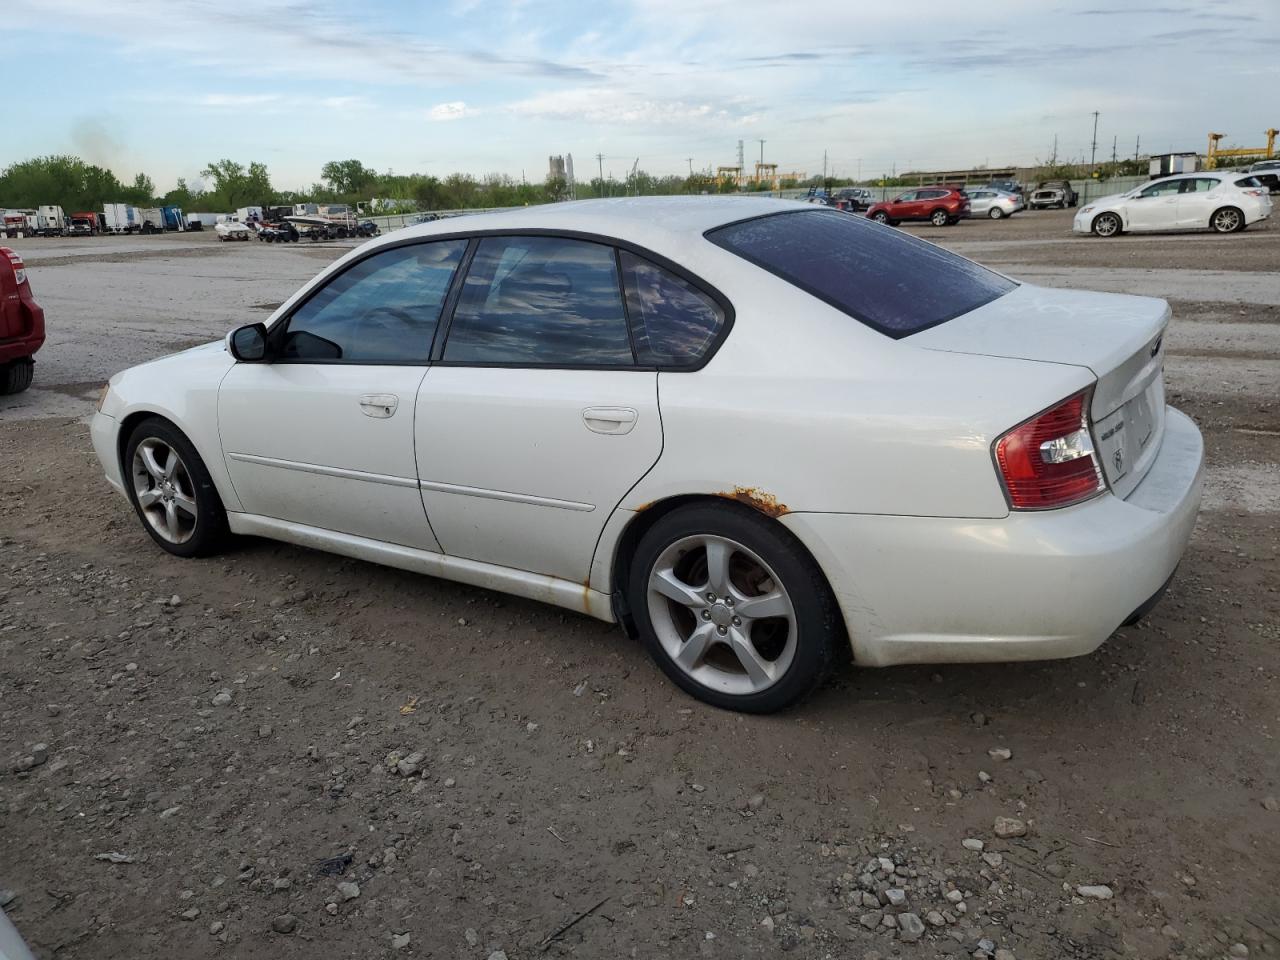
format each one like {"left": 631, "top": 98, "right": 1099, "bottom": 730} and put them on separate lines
{"left": 913, "top": 283, "right": 1168, "bottom": 499}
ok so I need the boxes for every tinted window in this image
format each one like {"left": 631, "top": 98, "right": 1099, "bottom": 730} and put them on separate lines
{"left": 443, "top": 236, "right": 633, "bottom": 365}
{"left": 707, "top": 209, "right": 1017, "bottom": 337}
{"left": 1184, "top": 178, "right": 1221, "bottom": 193}
{"left": 894, "top": 192, "right": 917, "bottom": 202}
{"left": 619, "top": 252, "right": 725, "bottom": 366}
{"left": 282, "top": 240, "right": 465, "bottom": 362}
{"left": 1139, "top": 180, "right": 1182, "bottom": 197}
{"left": 919, "top": 189, "right": 947, "bottom": 200}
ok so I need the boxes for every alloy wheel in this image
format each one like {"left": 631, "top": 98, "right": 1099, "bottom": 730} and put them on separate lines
{"left": 1094, "top": 213, "right": 1120, "bottom": 237}
{"left": 131, "top": 438, "right": 198, "bottom": 544}
{"left": 931, "top": 210, "right": 948, "bottom": 226}
{"left": 646, "top": 534, "right": 798, "bottom": 696}
{"left": 1212, "top": 208, "right": 1241, "bottom": 233}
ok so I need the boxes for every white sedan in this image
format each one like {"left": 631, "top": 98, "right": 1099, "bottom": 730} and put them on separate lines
{"left": 214, "top": 220, "right": 252, "bottom": 241}
{"left": 1073, "top": 171, "right": 1271, "bottom": 236}
{"left": 91, "top": 198, "right": 1204, "bottom": 712}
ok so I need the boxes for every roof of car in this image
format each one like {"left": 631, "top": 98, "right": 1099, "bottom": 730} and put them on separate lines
{"left": 382, "top": 196, "right": 807, "bottom": 250}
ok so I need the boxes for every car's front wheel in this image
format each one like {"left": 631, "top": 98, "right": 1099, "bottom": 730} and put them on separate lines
{"left": 628, "top": 503, "right": 840, "bottom": 713}
{"left": 871, "top": 211, "right": 891, "bottom": 224}
{"left": 124, "top": 417, "right": 228, "bottom": 558}
{"left": 1092, "top": 212, "right": 1122, "bottom": 237}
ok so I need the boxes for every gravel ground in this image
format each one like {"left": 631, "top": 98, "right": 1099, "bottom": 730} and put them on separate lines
{"left": 2, "top": 211, "right": 1278, "bottom": 960}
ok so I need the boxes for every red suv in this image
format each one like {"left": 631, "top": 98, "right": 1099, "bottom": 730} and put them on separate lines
{"left": 866, "top": 187, "right": 970, "bottom": 227}
{"left": 0, "top": 247, "right": 45, "bottom": 394}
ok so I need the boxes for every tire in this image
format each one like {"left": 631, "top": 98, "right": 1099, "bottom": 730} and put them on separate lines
{"left": 1092, "top": 212, "right": 1122, "bottom": 237}
{"left": 123, "top": 417, "right": 228, "bottom": 558}
{"left": 988, "top": 207, "right": 1004, "bottom": 219}
{"left": 930, "top": 208, "right": 949, "bottom": 227}
{"left": 627, "top": 502, "right": 841, "bottom": 713}
{"left": 871, "top": 211, "right": 890, "bottom": 224}
{"left": 0, "top": 358, "right": 34, "bottom": 395}
{"left": 1210, "top": 206, "right": 1244, "bottom": 233}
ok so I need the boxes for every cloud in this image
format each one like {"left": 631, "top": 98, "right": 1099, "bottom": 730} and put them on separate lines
{"left": 428, "top": 101, "right": 471, "bottom": 121}
{"left": 199, "top": 93, "right": 281, "bottom": 108}
{"left": 505, "top": 88, "right": 761, "bottom": 129}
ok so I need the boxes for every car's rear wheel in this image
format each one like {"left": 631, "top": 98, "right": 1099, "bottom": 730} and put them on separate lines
{"left": 930, "top": 208, "right": 949, "bottom": 227}
{"left": 628, "top": 503, "right": 840, "bottom": 713}
{"left": 1092, "top": 212, "right": 1122, "bottom": 237}
{"left": 1210, "top": 206, "right": 1244, "bottom": 233}
{"left": 988, "top": 206, "right": 1004, "bottom": 220}
{"left": 0, "top": 358, "right": 34, "bottom": 395}
{"left": 124, "top": 417, "right": 228, "bottom": 558}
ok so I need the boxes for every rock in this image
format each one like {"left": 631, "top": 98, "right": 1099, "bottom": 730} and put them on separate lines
{"left": 982, "top": 852, "right": 1004, "bottom": 868}
{"left": 258, "top": 725, "right": 273, "bottom": 739}
{"left": 945, "top": 889, "right": 964, "bottom": 904}
{"left": 1045, "top": 862, "right": 1067, "bottom": 878}
{"left": 993, "top": 816, "right": 1027, "bottom": 838}
{"left": 272, "top": 878, "right": 292, "bottom": 891}
{"left": 392, "top": 933, "right": 411, "bottom": 950}
{"left": 747, "top": 794, "right": 766, "bottom": 811}
{"left": 325, "top": 902, "right": 338, "bottom": 915}
{"left": 926, "top": 911, "right": 946, "bottom": 927}
{"left": 181, "top": 907, "right": 201, "bottom": 920}
{"left": 169, "top": 594, "right": 182, "bottom": 606}
{"left": 995, "top": 950, "right": 1016, "bottom": 960}
{"left": 882, "top": 913, "right": 897, "bottom": 929}
{"left": 465, "top": 928, "right": 479, "bottom": 945}
{"left": 962, "top": 838, "right": 985, "bottom": 852}
{"left": 1076, "top": 884, "right": 1113, "bottom": 900}
{"left": 396, "top": 751, "right": 426, "bottom": 776}
{"left": 337, "top": 881, "right": 360, "bottom": 900}
{"left": 884, "top": 888, "right": 908, "bottom": 909}
{"left": 1160, "top": 925, "right": 1178, "bottom": 938}
{"left": 862, "top": 892, "right": 881, "bottom": 908}
{"left": 1229, "top": 945, "right": 1249, "bottom": 958}
{"left": 988, "top": 747, "right": 1012, "bottom": 761}
{"left": 1263, "top": 796, "right": 1280, "bottom": 812}
{"left": 211, "top": 690, "right": 233, "bottom": 707}
{"left": 860, "top": 912, "right": 882, "bottom": 930}
{"left": 209, "top": 921, "right": 224, "bottom": 935}
{"left": 271, "top": 914, "right": 297, "bottom": 934}
{"left": 761, "top": 916, "right": 775, "bottom": 932}
{"left": 978, "top": 771, "right": 993, "bottom": 783}
{"left": 898, "top": 913, "right": 926, "bottom": 943}
{"left": 877, "top": 857, "right": 895, "bottom": 875}
{"left": 978, "top": 938, "right": 996, "bottom": 953}
{"left": 0, "top": 890, "right": 15, "bottom": 909}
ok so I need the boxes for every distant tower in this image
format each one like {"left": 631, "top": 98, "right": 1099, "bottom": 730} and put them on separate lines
{"left": 548, "top": 155, "right": 566, "bottom": 179}
{"left": 566, "top": 153, "right": 575, "bottom": 193}
{"left": 737, "top": 139, "right": 745, "bottom": 169}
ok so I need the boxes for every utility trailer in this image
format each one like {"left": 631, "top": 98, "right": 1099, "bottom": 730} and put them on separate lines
{"left": 103, "top": 203, "right": 141, "bottom": 234}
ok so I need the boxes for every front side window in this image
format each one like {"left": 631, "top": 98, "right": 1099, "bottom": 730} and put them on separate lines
{"left": 281, "top": 240, "right": 466, "bottom": 362}
{"left": 619, "top": 252, "right": 725, "bottom": 367}
{"left": 707, "top": 209, "right": 1017, "bottom": 338}
{"left": 443, "top": 236, "right": 633, "bottom": 366}
{"left": 1139, "top": 180, "right": 1183, "bottom": 198}
{"left": 894, "top": 192, "right": 917, "bottom": 203}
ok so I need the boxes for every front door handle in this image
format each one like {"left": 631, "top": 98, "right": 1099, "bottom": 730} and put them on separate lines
{"left": 582, "top": 406, "right": 638, "bottom": 435}
{"left": 359, "top": 394, "right": 398, "bottom": 418}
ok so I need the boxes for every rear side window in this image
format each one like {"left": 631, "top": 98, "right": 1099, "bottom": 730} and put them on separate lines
{"left": 707, "top": 210, "right": 1017, "bottom": 338}
{"left": 443, "top": 236, "right": 633, "bottom": 366}
{"left": 619, "top": 251, "right": 725, "bottom": 366}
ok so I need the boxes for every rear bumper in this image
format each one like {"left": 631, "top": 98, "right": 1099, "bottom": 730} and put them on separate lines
{"left": 781, "top": 406, "right": 1204, "bottom": 667}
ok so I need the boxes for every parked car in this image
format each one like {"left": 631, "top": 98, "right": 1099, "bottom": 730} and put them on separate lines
{"left": 1029, "top": 180, "right": 1079, "bottom": 209}
{"left": 1073, "top": 172, "right": 1272, "bottom": 237}
{"left": 356, "top": 220, "right": 381, "bottom": 238}
{"left": 215, "top": 221, "right": 253, "bottom": 242}
{"left": 90, "top": 198, "right": 1203, "bottom": 713}
{"left": 966, "top": 188, "right": 1023, "bottom": 219}
{"left": 832, "top": 187, "right": 875, "bottom": 212}
{"left": 1241, "top": 161, "right": 1280, "bottom": 194}
{"left": 0, "top": 247, "right": 46, "bottom": 395}
{"left": 866, "top": 187, "right": 970, "bottom": 226}
{"left": 984, "top": 180, "right": 1024, "bottom": 201}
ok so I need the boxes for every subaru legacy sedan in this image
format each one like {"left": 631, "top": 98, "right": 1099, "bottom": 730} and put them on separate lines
{"left": 91, "top": 198, "right": 1203, "bottom": 713}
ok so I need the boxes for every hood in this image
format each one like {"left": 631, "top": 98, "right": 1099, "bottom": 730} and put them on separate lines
{"left": 1080, "top": 192, "right": 1128, "bottom": 208}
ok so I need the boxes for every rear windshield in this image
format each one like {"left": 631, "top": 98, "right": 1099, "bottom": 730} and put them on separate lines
{"left": 706, "top": 209, "right": 1017, "bottom": 337}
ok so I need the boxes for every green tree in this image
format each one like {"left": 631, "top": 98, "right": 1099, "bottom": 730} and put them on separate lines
{"left": 320, "top": 159, "right": 376, "bottom": 195}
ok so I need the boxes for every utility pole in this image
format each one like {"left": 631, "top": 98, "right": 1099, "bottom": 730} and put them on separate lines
{"left": 686, "top": 157, "right": 693, "bottom": 176}
{"left": 1111, "top": 135, "right": 1117, "bottom": 165}
{"left": 758, "top": 139, "right": 766, "bottom": 166}
{"left": 822, "top": 149, "right": 827, "bottom": 184}
{"left": 595, "top": 153, "right": 604, "bottom": 197}
{"left": 1051, "top": 134, "right": 1058, "bottom": 165}
{"left": 1134, "top": 135, "right": 1141, "bottom": 161}
{"left": 1089, "top": 111, "right": 1099, "bottom": 176}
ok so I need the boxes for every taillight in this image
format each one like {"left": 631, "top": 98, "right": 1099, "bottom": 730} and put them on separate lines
{"left": 2, "top": 247, "right": 24, "bottom": 286}
{"left": 994, "top": 390, "right": 1105, "bottom": 510}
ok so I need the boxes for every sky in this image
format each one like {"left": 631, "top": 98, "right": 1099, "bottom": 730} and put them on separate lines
{"left": 7, "top": 0, "right": 1279, "bottom": 193}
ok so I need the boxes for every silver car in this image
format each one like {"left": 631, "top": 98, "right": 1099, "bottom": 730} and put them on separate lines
{"left": 966, "top": 189, "right": 1023, "bottom": 219}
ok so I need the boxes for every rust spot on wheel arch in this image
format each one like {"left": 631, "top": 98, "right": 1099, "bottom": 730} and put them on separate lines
{"left": 719, "top": 487, "right": 789, "bottom": 518}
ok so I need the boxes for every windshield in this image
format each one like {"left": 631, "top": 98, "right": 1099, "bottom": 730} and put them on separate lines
{"left": 707, "top": 209, "right": 1017, "bottom": 338}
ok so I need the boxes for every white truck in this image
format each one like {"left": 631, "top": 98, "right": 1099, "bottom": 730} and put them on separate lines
{"left": 234, "top": 206, "right": 263, "bottom": 224}
{"left": 103, "top": 203, "right": 140, "bottom": 234}
{"left": 33, "top": 205, "right": 66, "bottom": 237}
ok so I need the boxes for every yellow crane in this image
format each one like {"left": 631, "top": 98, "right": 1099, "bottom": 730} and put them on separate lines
{"left": 1206, "top": 128, "right": 1278, "bottom": 168}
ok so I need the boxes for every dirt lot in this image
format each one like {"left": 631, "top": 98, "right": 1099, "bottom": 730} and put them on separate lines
{"left": 2, "top": 210, "right": 1278, "bottom": 960}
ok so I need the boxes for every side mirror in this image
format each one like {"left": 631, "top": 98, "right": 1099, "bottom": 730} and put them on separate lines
{"left": 228, "top": 322, "right": 269, "bottom": 362}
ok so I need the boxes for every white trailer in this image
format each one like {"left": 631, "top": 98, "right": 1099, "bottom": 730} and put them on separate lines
{"left": 136, "top": 207, "right": 166, "bottom": 234}
{"left": 186, "top": 212, "right": 229, "bottom": 228}
{"left": 234, "top": 206, "right": 263, "bottom": 223}
{"left": 34, "top": 205, "right": 66, "bottom": 237}
{"left": 103, "top": 203, "right": 140, "bottom": 234}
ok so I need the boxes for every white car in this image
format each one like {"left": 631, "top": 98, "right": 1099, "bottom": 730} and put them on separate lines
{"left": 1073, "top": 171, "right": 1271, "bottom": 237}
{"left": 90, "top": 198, "right": 1204, "bottom": 712}
{"left": 214, "top": 220, "right": 252, "bottom": 242}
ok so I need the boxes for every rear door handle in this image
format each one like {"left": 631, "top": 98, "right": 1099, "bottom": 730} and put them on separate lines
{"left": 582, "top": 406, "right": 638, "bottom": 435}
{"left": 359, "top": 394, "right": 398, "bottom": 418}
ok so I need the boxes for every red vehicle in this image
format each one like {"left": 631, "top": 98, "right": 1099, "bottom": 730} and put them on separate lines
{"left": 0, "top": 247, "right": 45, "bottom": 394}
{"left": 69, "top": 212, "right": 100, "bottom": 235}
{"left": 866, "top": 187, "right": 970, "bottom": 227}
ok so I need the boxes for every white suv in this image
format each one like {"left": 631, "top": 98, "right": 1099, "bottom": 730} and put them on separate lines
{"left": 1073, "top": 172, "right": 1271, "bottom": 237}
